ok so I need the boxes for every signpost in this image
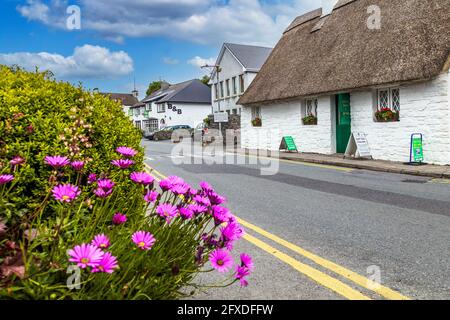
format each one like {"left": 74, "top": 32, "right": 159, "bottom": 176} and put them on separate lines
{"left": 214, "top": 112, "right": 229, "bottom": 123}
{"left": 279, "top": 136, "right": 298, "bottom": 152}
{"left": 344, "top": 132, "right": 372, "bottom": 159}
{"left": 409, "top": 133, "right": 424, "bottom": 164}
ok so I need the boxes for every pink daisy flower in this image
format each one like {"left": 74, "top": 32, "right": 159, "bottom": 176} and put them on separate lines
{"left": 159, "top": 175, "right": 184, "bottom": 191}
{"left": 45, "top": 156, "right": 70, "bottom": 168}
{"left": 209, "top": 192, "right": 227, "bottom": 205}
{"left": 91, "top": 252, "right": 119, "bottom": 274}
{"left": 179, "top": 207, "right": 194, "bottom": 219}
{"left": 240, "top": 253, "right": 254, "bottom": 271}
{"left": 97, "top": 179, "right": 115, "bottom": 191}
{"left": 68, "top": 244, "right": 104, "bottom": 269}
{"left": 220, "top": 222, "right": 245, "bottom": 242}
{"left": 52, "top": 184, "right": 81, "bottom": 203}
{"left": 111, "top": 159, "right": 135, "bottom": 169}
{"left": 144, "top": 190, "right": 159, "bottom": 203}
{"left": 193, "top": 195, "right": 211, "bottom": 207}
{"left": 93, "top": 188, "right": 113, "bottom": 198}
{"left": 10, "top": 156, "right": 25, "bottom": 166}
{"left": 188, "top": 203, "right": 208, "bottom": 215}
{"left": 132, "top": 231, "right": 156, "bottom": 250}
{"left": 171, "top": 182, "right": 191, "bottom": 195}
{"left": 130, "top": 172, "right": 154, "bottom": 185}
{"left": 199, "top": 181, "right": 214, "bottom": 193}
{"left": 209, "top": 249, "right": 234, "bottom": 273}
{"left": 0, "top": 174, "right": 14, "bottom": 185}
{"left": 212, "top": 206, "right": 231, "bottom": 225}
{"left": 235, "top": 266, "right": 250, "bottom": 287}
{"left": 156, "top": 203, "right": 178, "bottom": 223}
{"left": 112, "top": 212, "right": 127, "bottom": 225}
{"left": 116, "top": 146, "right": 138, "bottom": 158}
{"left": 71, "top": 161, "right": 85, "bottom": 171}
{"left": 87, "top": 173, "right": 97, "bottom": 184}
{"left": 91, "top": 234, "right": 110, "bottom": 249}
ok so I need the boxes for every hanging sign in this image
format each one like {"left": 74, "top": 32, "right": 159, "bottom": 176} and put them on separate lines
{"left": 214, "top": 112, "right": 229, "bottom": 123}
{"left": 345, "top": 132, "right": 372, "bottom": 159}
{"left": 279, "top": 136, "right": 298, "bottom": 152}
{"left": 410, "top": 133, "right": 424, "bottom": 163}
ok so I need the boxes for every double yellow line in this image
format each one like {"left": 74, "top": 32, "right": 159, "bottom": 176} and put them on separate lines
{"left": 144, "top": 162, "right": 409, "bottom": 300}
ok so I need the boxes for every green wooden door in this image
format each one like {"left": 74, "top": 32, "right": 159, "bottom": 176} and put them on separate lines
{"left": 336, "top": 93, "right": 351, "bottom": 153}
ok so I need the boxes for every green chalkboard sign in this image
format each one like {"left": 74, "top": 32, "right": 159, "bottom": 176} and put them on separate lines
{"left": 280, "top": 136, "right": 298, "bottom": 152}
{"left": 411, "top": 134, "right": 424, "bottom": 163}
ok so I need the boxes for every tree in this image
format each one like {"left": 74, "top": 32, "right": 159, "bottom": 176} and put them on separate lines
{"left": 146, "top": 81, "right": 162, "bottom": 96}
{"left": 200, "top": 75, "right": 211, "bottom": 87}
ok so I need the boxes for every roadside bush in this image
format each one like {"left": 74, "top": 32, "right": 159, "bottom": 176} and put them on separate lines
{"left": 0, "top": 65, "right": 143, "bottom": 224}
{"left": 0, "top": 66, "right": 252, "bottom": 299}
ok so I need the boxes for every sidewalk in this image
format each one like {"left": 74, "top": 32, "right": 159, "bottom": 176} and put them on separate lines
{"left": 237, "top": 148, "right": 450, "bottom": 179}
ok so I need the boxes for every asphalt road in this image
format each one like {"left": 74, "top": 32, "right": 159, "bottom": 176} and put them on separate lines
{"left": 142, "top": 139, "right": 450, "bottom": 300}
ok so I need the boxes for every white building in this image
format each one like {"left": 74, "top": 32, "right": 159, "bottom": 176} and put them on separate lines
{"left": 211, "top": 43, "right": 272, "bottom": 115}
{"left": 130, "top": 79, "right": 211, "bottom": 133}
{"left": 101, "top": 91, "right": 139, "bottom": 118}
{"left": 238, "top": 0, "right": 450, "bottom": 165}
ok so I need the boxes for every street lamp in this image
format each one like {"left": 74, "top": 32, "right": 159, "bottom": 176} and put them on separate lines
{"left": 201, "top": 64, "right": 223, "bottom": 134}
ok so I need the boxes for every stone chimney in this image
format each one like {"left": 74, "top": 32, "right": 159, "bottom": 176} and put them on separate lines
{"left": 160, "top": 81, "right": 170, "bottom": 90}
{"left": 322, "top": 0, "right": 338, "bottom": 16}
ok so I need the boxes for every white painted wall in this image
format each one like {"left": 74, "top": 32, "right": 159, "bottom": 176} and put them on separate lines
{"left": 211, "top": 48, "right": 258, "bottom": 114}
{"left": 241, "top": 73, "right": 450, "bottom": 165}
{"left": 241, "top": 96, "right": 334, "bottom": 154}
{"left": 131, "top": 102, "right": 211, "bottom": 130}
{"left": 351, "top": 73, "right": 450, "bottom": 164}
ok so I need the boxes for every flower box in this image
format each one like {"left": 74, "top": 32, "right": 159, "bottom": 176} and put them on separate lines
{"left": 302, "top": 115, "right": 318, "bottom": 125}
{"left": 375, "top": 108, "right": 399, "bottom": 122}
{"left": 251, "top": 117, "right": 262, "bottom": 127}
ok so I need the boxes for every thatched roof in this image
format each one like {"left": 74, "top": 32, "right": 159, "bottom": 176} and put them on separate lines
{"left": 239, "top": 0, "right": 450, "bottom": 106}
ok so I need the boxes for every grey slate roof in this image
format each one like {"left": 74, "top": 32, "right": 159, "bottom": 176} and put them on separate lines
{"left": 101, "top": 93, "right": 139, "bottom": 106}
{"left": 224, "top": 43, "right": 273, "bottom": 72}
{"left": 142, "top": 79, "right": 211, "bottom": 104}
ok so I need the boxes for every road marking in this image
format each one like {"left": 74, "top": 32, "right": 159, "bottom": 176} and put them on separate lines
{"left": 143, "top": 163, "right": 409, "bottom": 300}
{"left": 429, "top": 178, "right": 450, "bottom": 184}
{"left": 243, "top": 233, "right": 370, "bottom": 300}
{"left": 236, "top": 218, "right": 410, "bottom": 300}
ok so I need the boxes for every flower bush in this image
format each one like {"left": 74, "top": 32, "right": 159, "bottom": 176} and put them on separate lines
{"left": 251, "top": 117, "right": 262, "bottom": 127}
{"left": 375, "top": 108, "right": 399, "bottom": 122}
{"left": 0, "top": 149, "right": 252, "bottom": 299}
{"left": 302, "top": 115, "right": 318, "bottom": 125}
{"left": 0, "top": 65, "right": 143, "bottom": 224}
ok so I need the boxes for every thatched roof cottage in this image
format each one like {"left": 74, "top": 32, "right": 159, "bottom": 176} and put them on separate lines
{"left": 238, "top": 0, "right": 450, "bottom": 165}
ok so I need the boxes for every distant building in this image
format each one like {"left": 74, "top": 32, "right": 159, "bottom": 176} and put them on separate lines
{"left": 101, "top": 91, "right": 139, "bottom": 118}
{"left": 238, "top": 0, "right": 450, "bottom": 165}
{"left": 210, "top": 43, "right": 272, "bottom": 115}
{"left": 130, "top": 79, "right": 211, "bottom": 133}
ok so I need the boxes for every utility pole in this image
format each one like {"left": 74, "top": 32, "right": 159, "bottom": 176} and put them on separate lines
{"left": 201, "top": 64, "right": 222, "bottom": 136}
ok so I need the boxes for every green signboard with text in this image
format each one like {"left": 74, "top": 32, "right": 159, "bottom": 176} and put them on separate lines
{"left": 411, "top": 134, "right": 424, "bottom": 163}
{"left": 279, "top": 136, "right": 298, "bottom": 152}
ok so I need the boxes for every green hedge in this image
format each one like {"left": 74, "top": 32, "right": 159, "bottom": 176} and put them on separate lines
{"left": 0, "top": 65, "right": 143, "bottom": 221}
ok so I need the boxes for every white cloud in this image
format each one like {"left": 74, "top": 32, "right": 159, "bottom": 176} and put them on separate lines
{"left": 17, "top": 0, "right": 320, "bottom": 47}
{"left": 188, "top": 56, "right": 216, "bottom": 68}
{"left": 163, "top": 57, "right": 180, "bottom": 65}
{"left": 0, "top": 44, "right": 134, "bottom": 79}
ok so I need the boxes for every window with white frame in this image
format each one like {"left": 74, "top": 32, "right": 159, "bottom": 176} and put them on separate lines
{"left": 301, "top": 98, "right": 318, "bottom": 125}
{"left": 251, "top": 106, "right": 262, "bottom": 127}
{"left": 226, "top": 79, "right": 230, "bottom": 97}
{"left": 220, "top": 81, "right": 224, "bottom": 98}
{"left": 375, "top": 87, "right": 400, "bottom": 121}
{"left": 157, "top": 103, "right": 166, "bottom": 113}
{"left": 134, "top": 108, "right": 140, "bottom": 116}
{"left": 232, "top": 77, "right": 237, "bottom": 95}
{"left": 214, "top": 84, "right": 219, "bottom": 100}
{"left": 145, "top": 103, "right": 152, "bottom": 112}
{"left": 239, "top": 75, "right": 245, "bottom": 93}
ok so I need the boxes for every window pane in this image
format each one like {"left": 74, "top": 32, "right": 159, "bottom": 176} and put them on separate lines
{"left": 391, "top": 88, "right": 400, "bottom": 112}
{"left": 378, "top": 90, "right": 389, "bottom": 110}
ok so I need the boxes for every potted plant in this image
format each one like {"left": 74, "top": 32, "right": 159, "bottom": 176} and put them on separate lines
{"left": 375, "top": 108, "right": 399, "bottom": 122}
{"left": 302, "top": 115, "right": 318, "bottom": 125}
{"left": 251, "top": 117, "right": 262, "bottom": 127}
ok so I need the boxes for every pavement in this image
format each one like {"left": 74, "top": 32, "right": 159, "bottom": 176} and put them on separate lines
{"left": 142, "top": 139, "right": 450, "bottom": 300}
{"left": 238, "top": 148, "right": 450, "bottom": 179}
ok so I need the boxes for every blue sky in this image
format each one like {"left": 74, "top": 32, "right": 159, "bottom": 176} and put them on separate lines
{"left": 0, "top": 0, "right": 319, "bottom": 99}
